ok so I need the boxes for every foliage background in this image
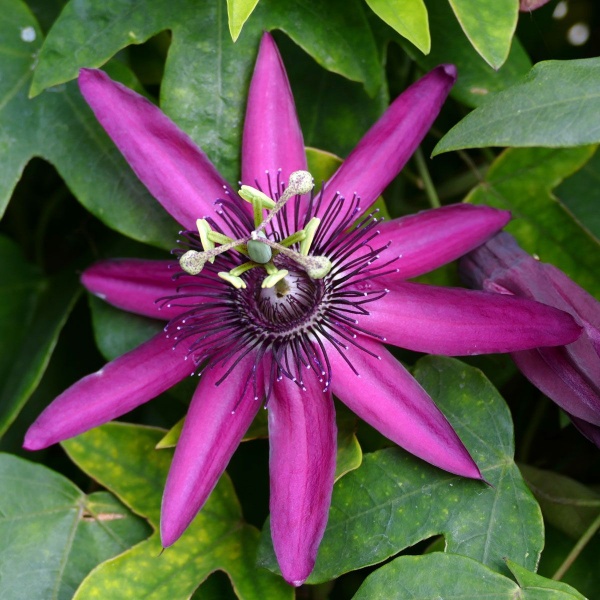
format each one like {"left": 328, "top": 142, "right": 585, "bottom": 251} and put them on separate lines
{"left": 0, "top": 0, "right": 599, "bottom": 598}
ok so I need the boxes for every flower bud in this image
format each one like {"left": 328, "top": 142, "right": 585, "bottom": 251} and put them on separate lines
{"left": 460, "top": 232, "right": 600, "bottom": 445}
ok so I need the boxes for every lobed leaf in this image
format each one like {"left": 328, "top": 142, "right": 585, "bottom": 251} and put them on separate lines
{"left": 352, "top": 553, "right": 585, "bottom": 599}
{"left": 29, "top": 0, "right": 383, "bottom": 185}
{"left": 0, "top": 454, "right": 150, "bottom": 600}
{"left": 0, "top": 1, "right": 176, "bottom": 247}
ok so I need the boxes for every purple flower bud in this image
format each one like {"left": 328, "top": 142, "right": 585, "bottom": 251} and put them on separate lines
{"left": 461, "top": 232, "right": 600, "bottom": 445}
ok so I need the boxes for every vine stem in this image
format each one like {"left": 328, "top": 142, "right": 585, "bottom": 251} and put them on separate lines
{"left": 414, "top": 146, "right": 441, "bottom": 208}
{"left": 552, "top": 510, "right": 600, "bottom": 580}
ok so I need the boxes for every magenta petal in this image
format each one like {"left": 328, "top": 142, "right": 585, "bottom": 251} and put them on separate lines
{"left": 81, "top": 259, "right": 187, "bottom": 321}
{"left": 268, "top": 372, "right": 337, "bottom": 586}
{"left": 24, "top": 332, "right": 193, "bottom": 450}
{"left": 242, "top": 33, "right": 307, "bottom": 192}
{"left": 78, "top": 69, "right": 233, "bottom": 230}
{"left": 161, "top": 354, "right": 263, "bottom": 546}
{"left": 361, "top": 282, "right": 582, "bottom": 355}
{"left": 321, "top": 65, "right": 455, "bottom": 228}
{"left": 376, "top": 204, "right": 511, "bottom": 282}
{"left": 328, "top": 338, "right": 481, "bottom": 479}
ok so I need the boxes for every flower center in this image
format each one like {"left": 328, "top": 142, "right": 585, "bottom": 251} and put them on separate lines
{"left": 251, "top": 264, "right": 324, "bottom": 329}
{"left": 161, "top": 169, "right": 394, "bottom": 395}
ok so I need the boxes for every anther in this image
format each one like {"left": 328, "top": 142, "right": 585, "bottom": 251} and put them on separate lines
{"left": 262, "top": 269, "right": 289, "bottom": 289}
{"left": 299, "top": 217, "right": 320, "bottom": 256}
{"left": 218, "top": 272, "right": 247, "bottom": 289}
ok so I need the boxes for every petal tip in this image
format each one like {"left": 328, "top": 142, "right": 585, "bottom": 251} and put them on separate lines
{"left": 23, "top": 428, "right": 47, "bottom": 451}
{"left": 441, "top": 63, "right": 458, "bottom": 80}
{"left": 159, "top": 521, "right": 181, "bottom": 548}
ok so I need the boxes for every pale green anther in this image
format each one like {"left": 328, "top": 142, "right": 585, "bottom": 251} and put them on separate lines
{"left": 299, "top": 217, "right": 321, "bottom": 256}
{"left": 262, "top": 269, "right": 289, "bottom": 289}
{"left": 196, "top": 219, "right": 215, "bottom": 263}
{"left": 251, "top": 194, "right": 264, "bottom": 229}
{"left": 179, "top": 250, "right": 206, "bottom": 275}
{"left": 264, "top": 262, "right": 278, "bottom": 275}
{"left": 305, "top": 255, "right": 332, "bottom": 279}
{"left": 280, "top": 230, "right": 306, "bottom": 248}
{"left": 247, "top": 231, "right": 272, "bottom": 264}
{"left": 238, "top": 185, "right": 276, "bottom": 209}
{"left": 218, "top": 272, "right": 247, "bottom": 289}
{"left": 229, "top": 262, "right": 260, "bottom": 277}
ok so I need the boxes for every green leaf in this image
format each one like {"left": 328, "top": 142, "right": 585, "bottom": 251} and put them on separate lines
{"left": 227, "top": 0, "right": 260, "bottom": 41}
{"left": 0, "top": 236, "right": 80, "bottom": 437}
{"left": 520, "top": 464, "right": 600, "bottom": 540}
{"left": 0, "top": 453, "right": 150, "bottom": 600}
{"left": 62, "top": 423, "right": 292, "bottom": 600}
{"left": 403, "top": 0, "right": 531, "bottom": 108}
{"left": 0, "top": 1, "right": 176, "bottom": 247}
{"left": 258, "top": 356, "right": 543, "bottom": 581}
{"left": 31, "top": 0, "right": 382, "bottom": 182}
{"left": 556, "top": 148, "right": 600, "bottom": 241}
{"left": 352, "top": 553, "right": 586, "bottom": 599}
{"left": 434, "top": 58, "right": 600, "bottom": 154}
{"left": 365, "top": 0, "right": 430, "bottom": 54}
{"left": 448, "top": 0, "right": 518, "bottom": 69}
{"left": 465, "top": 146, "right": 600, "bottom": 298}
{"left": 88, "top": 294, "right": 163, "bottom": 362}
{"left": 507, "top": 559, "right": 587, "bottom": 599}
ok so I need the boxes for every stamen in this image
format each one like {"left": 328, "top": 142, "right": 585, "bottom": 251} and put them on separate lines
{"left": 196, "top": 219, "right": 215, "bottom": 261}
{"left": 262, "top": 269, "right": 289, "bottom": 289}
{"left": 299, "top": 217, "right": 320, "bottom": 256}
{"left": 229, "top": 262, "right": 261, "bottom": 277}
{"left": 238, "top": 186, "right": 277, "bottom": 210}
{"left": 279, "top": 230, "right": 307, "bottom": 248}
{"left": 218, "top": 272, "right": 247, "bottom": 289}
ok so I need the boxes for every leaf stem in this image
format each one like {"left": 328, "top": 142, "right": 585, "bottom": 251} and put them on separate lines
{"left": 552, "top": 509, "right": 600, "bottom": 580}
{"left": 414, "top": 146, "right": 440, "bottom": 208}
